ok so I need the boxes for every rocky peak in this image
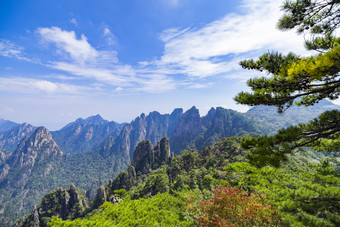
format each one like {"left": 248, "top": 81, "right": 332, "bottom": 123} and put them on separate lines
{"left": 8, "top": 127, "right": 62, "bottom": 169}
{"left": 170, "top": 106, "right": 203, "bottom": 154}
{"left": 154, "top": 137, "right": 171, "bottom": 166}
{"left": 92, "top": 185, "right": 107, "bottom": 209}
{"left": 83, "top": 114, "right": 108, "bottom": 126}
{"left": 202, "top": 108, "right": 217, "bottom": 128}
{"left": 16, "top": 184, "right": 89, "bottom": 227}
{"left": 207, "top": 107, "right": 217, "bottom": 119}
{"left": 186, "top": 106, "right": 199, "bottom": 115}
{"left": 131, "top": 140, "right": 154, "bottom": 174}
{"left": 131, "top": 138, "right": 171, "bottom": 174}
{"left": 170, "top": 108, "right": 184, "bottom": 117}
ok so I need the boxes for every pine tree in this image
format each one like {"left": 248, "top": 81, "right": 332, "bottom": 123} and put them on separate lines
{"left": 234, "top": 0, "right": 340, "bottom": 167}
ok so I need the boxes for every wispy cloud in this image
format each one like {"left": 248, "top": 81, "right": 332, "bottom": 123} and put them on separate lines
{"left": 2, "top": 0, "right": 311, "bottom": 95}
{"left": 141, "top": 0, "right": 308, "bottom": 78}
{"left": 37, "top": 26, "right": 177, "bottom": 93}
{"left": 38, "top": 27, "right": 98, "bottom": 64}
{"left": 0, "top": 77, "right": 96, "bottom": 95}
{"left": 103, "top": 27, "right": 117, "bottom": 46}
{"left": 0, "top": 39, "right": 37, "bottom": 63}
{"left": 70, "top": 18, "right": 78, "bottom": 26}
{"left": 50, "top": 61, "right": 134, "bottom": 86}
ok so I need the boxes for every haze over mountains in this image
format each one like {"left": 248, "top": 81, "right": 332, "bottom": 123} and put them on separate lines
{"left": 0, "top": 101, "right": 339, "bottom": 226}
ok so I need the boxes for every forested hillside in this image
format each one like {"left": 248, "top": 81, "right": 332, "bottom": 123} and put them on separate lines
{"left": 18, "top": 137, "right": 339, "bottom": 226}
{"left": 0, "top": 101, "right": 339, "bottom": 226}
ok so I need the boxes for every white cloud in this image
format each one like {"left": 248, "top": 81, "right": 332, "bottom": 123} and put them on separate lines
{"left": 159, "top": 27, "right": 190, "bottom": 42}
{"left": 0, "top": 40, "right": 23, "bottom": 57}
{"left": 50, "top": 61, "right": 135, "bottom": 86}
{"left": 142, "top": 0, "right": 309, "bottom": 78}
{"left": 115, "top": 87, "right": 123, "bottom": 92}
{"left": 134, "top": 74, "right": 178, "bottom": 93}
{"left": 0, "top": 77, "right": 94, "bottom": 95}
{"left": 36, "top": 26, "right": 177, "bottom": 93}
{"left": 104, "top": 27, "right": 111, "bottom": 36}
{"left": 0, "top": 39, "right": 36, "bottom": 62}
{"left": 70, "top": 18, "right": 78, "bottom": 26}
{"left": 103, "top": 27, "right": 117, "bottom": 46}
{"left": 4, "top": 0, "right": 314, "bottom": 96}
{"left": 38, "top": 27, "right": 98, "bottom": 64}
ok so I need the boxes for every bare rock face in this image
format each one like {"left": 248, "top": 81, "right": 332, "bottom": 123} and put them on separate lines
{"left": 15, "top": 184, "right": 89, "bottom": 227}
{"left": 113, "top": 109, "right": 183, "bottom": 160}
{"left": 131, "top": 140, "right": 154, "bottom": 174}
{"left": 170, "top": 106, "right": 203, "bottom": 153}
{"left": 154, "top": 137, "right": 171, "bottom": 167}
{"left": 7, "top": 127, "right": 63, "bottom": 170}
{"left": 108, "top": 137, "right": 171, "bottom": 193}
{"left": 131, "top": 137, "right": 172, "bottom": 175}
{"left": 92, "top": 185, "right": 107, "bottom": 209}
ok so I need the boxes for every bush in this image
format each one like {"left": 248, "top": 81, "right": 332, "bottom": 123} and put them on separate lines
{"left": 198, "top": 185, "right": 285, "bottom": 226}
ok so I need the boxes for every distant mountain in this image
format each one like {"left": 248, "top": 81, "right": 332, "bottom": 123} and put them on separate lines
{"left": 246, "top": 99, "right": 340, "bottom": 133}
{"left": 0, "top": 118, "right": 19, "bottom": 132}
{"left": 170, "top": 107, "right": 268, "bottom": 154}
{"left": 0, "top": 125, "right": 130, "bottom": 226}
{"left": 2, "top": 103, "right": 337, "bottom": 226}
{"left": 0, "top": 127, "right": 63, "bottom": 226}
{"left": 51, "top": 114, "right": 125, "bottom": 155}
{"left": 0, "top": 123, "right": 36, "bottom": 152}
{"left": 114, "top": 106, "right": 268, "bottom": 160}
{"left": 113, "top": 108, "right": 183, "bottom": 159}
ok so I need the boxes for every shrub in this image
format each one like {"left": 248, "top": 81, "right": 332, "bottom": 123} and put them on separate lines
{"left": 198, "top": 185, "right": 285, "bottom": 226}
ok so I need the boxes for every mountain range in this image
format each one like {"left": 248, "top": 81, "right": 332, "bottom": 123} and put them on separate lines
{"left": 0, "top": 101, "right": 339, "bottom": 226}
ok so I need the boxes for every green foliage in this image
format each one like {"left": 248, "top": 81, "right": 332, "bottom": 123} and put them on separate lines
{"left": 225, "top": 159, "right": 340, "bottom": 226}
{"left": 136, "top": 168, "right": 169, "bottom": 198}
{"left": 243, "top": 110, "right": 340, "bottom": 167}
{"left": 16, "top": 135, "right": 339, "bottom": 227}
{"left": 48, "top": 193, "right": 193, "bottom": 226}
{"left": 113, "top": 189, "right": 126, "bottom": 198}
{"left": 235, "top": 0, "right": 340, "bottom": 166}
{"left": 235, "top": 46, "right": 340, "bottom": 111}
{"left": 278, "top": 0, "right": 339, "bottom": 50}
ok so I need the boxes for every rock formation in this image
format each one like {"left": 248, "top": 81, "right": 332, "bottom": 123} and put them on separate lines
{"left": 15, "top": 184, "right": 88, "bottom": 227}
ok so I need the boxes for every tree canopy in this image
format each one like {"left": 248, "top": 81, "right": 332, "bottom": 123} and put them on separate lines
{"left": 234, "top": 0, "right": 340, "bottom": 167}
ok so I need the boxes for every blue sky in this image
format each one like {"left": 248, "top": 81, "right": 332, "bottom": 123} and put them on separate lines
{"left": 0, "top": 0, "right": 321, "bottom": 130}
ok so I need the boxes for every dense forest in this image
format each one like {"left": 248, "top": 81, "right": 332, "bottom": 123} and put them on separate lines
{"left": 18, "top": 136, "right": 339, "bottom": 226}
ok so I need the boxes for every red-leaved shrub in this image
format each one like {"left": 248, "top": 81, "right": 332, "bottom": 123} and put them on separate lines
{"left": 198, "top": 185, "right": 283, "bottom": 226}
